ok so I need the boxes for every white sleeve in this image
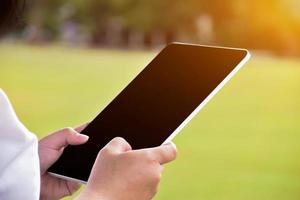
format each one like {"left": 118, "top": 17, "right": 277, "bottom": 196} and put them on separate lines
{"left": 0, "top": 89, "right": 40, "bottom": 200}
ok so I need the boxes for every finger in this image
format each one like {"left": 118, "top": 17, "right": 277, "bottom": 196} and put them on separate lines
{"left": 40, "top": 128, "right": 89, "bottom": 150}
{"left": 147, "top": 142, "right": 177, "bottom": 165}
{"left": 66, "top": 181, "right": 81, "bottom": 194}
{"left": 105, "top": 137, "right": 132, "bottom": 153}
{"left": 74, "top": 122, "right": 90, "bottom": 132}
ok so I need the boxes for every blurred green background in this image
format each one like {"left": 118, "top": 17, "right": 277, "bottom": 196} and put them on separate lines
{"left": 1, "top": 0, "right": 300, "bottom": 199}
{"left": 8, "top": 0, "right": 300, "bottom": 56}
{"left": 0, "top": 44, "right": 299, "bottom": 199}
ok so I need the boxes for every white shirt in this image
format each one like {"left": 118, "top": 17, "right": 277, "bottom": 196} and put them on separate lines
{"left": 0, "top": 89, "right": 40, "bottom": 199}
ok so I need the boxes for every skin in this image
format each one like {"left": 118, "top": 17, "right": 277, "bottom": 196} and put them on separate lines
{"left": 38, "top": 124, "right": 89, "bottom": 199}
{"left": 39, "top": 126, "right": 177, "bottom": 200}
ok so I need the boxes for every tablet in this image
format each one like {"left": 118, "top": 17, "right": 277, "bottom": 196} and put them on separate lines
{"left": 48, "top": 43, "right": 250, "bottom": 183}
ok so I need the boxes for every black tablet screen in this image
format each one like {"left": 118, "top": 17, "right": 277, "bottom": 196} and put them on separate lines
{"left": 48, "top": 43, "right": 248, "bottom": 182}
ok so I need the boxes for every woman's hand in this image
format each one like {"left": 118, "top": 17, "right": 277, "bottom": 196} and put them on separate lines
{"left": 38, "top": 124, "right": 89, "bottom": 200}
{"left": 76, "top": 137, "right": 177, "bottom": 200}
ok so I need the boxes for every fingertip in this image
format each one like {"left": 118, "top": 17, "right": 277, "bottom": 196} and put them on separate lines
{"left": 107, "top": 137, "right": 132, "bottom": 152}
{"left": 165, "top": 142, "right": 177, "bottom": 151}
{"left": 164, "top": 142, "right": 177, "bottom": 160}
{"left": 77, "top": 134, "right": 89, "bottom": 142}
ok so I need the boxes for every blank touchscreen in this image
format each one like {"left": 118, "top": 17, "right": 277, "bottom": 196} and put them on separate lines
{"left": 48, "top": 44, "right": 248, "bottom": 182}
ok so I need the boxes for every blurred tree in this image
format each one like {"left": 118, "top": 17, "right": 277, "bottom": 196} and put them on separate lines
{"left": 83, "top": 0, "right": 204, "bottom": 47}
{"left": 26, "top": 0, "right": 62, "bottom": 41}
{"left": 193, "top": 0, "right": 300, "bottom": 55}
{"left": 20, "top": 0, "right": 300, "bottom": 54}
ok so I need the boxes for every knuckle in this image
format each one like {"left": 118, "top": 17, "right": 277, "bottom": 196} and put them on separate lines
{"left": 63, "top": 127, "right": 74, "bottom": 135}
{"left": 151, "top": 171, "right": 161, "bottom": 183}
{"left": 148, "top": 164, "right": 162, "bottom": 183}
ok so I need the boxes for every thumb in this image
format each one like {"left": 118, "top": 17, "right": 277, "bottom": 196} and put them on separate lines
{"left": 39, "top": 127, "right": 89, "bottom": 150}
{"left": 147, "top": 142, "right": 177, "bottom": 164}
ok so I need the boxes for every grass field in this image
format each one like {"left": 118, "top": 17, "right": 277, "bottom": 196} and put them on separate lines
{"left": 0, "top": 43, "right": 300, "bottom": 200}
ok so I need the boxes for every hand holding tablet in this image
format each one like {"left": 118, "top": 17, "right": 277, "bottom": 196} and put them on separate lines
{"left": 76, "top": 137, "right": 177, "bottom": 200}
{"left": 49, "top": 43, "right": 250, "bottom": 183}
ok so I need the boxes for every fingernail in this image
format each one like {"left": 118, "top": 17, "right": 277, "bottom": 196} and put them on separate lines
{"left": 78, "top": 134, "right": 89, "bottom": 141}
{"left": 165, "top": 142, "right": 177, "bottom": 150}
